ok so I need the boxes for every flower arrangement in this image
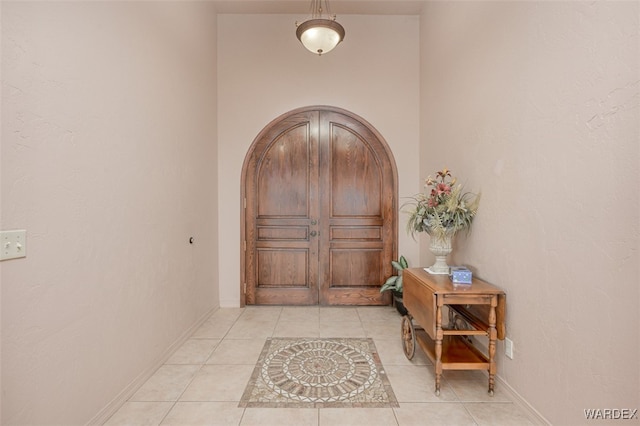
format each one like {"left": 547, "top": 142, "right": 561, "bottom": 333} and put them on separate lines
{"left": 404, "top": 168, "right": 481, "bottom": 240}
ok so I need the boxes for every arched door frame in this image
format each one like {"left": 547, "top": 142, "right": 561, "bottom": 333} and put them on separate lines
{"left": 240, "top": 105, "right": 398, "bottom": 307}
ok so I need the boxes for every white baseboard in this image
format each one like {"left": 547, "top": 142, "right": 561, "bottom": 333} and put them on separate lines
{"left": 219, "top": 298, "right": 240, "bottom": 308}
{"left": 493, "top": 374, "right": 551, "bottom": 426}
{"left": 466, "top": 336, "right": 550, "bottom": 425}
{"left": 87, "top": 306, "right": 218, "bottom": 425}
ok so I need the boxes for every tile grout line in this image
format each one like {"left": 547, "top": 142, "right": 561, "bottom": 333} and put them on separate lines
{"left": 218, "top": 307, "right": 249, "bottom": 426}
{"left": 102, "top": 307, "right": 220, "bottom": 425}
{"left": 157, "top": 308, "right": 248, "bottom": 425}
{"left": 106, "top": 307, "right": 532, "bottom": 425}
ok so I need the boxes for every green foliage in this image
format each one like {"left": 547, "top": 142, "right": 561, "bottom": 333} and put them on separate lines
{"left": 380, "top": 255, "right": 409, "bottom": 293}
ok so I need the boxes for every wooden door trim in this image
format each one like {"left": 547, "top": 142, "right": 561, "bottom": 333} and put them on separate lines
{"left": 240, "top": 105, "right": 398, "bottom": 307}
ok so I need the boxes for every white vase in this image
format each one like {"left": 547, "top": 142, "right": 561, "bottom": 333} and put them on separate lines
{"left": 426, "top": 233, "right": 453, "bottom": 275}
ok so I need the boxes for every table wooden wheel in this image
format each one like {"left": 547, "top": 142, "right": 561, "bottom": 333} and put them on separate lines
{"left": 401, "top": 315, "right": 416, "bottom": 360}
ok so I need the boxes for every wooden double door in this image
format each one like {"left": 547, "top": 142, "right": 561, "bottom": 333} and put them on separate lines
{"left": 241, "top": 106, "right": 397, "bottom": 305}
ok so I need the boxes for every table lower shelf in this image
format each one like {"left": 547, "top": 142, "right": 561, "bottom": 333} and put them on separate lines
{"left": 415, "top": 329, "right": 489, "bottom": 369}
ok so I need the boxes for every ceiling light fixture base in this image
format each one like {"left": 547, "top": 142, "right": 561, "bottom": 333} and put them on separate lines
{"left": 295, "top": 0, "right": 345, "bottom": 55}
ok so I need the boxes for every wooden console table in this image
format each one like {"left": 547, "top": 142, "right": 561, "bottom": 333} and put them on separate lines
{"left": 401, "top": 268, "right": 506, "bottom": 395}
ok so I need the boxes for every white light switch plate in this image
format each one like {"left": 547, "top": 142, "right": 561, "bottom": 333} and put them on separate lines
{"left": 1, "top": 229, "right": 27, "bottom": 261}
{"left": 505, "top": 338, "right": 514, "bottom": 359}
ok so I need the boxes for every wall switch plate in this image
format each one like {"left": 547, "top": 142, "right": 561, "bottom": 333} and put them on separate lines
{"left": 505, "top": 338, "right": 514, "bottom": 359}
{"left": 1, "top": 229, "right": 27, "bottom": 261}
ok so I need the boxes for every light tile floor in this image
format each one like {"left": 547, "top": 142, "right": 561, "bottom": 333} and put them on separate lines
{"left": 104, "top": 306, "right": 535, "bottom": 426}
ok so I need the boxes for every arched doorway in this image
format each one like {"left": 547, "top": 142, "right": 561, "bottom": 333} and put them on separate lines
{"left": 240, "top": 106, "right": 398, "bottom": 306}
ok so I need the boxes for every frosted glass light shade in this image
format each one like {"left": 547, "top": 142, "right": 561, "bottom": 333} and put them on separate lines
{"left": 296, "top": 19, "right": 345, "bottom": 55}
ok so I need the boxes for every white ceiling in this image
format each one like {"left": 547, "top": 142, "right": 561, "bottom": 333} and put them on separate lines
{"left": 212, "top": 0, "right": 426, "bottom": 15}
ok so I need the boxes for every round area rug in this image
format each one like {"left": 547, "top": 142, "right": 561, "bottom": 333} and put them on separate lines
{"left": 262, "top": 339, "right": 377, "bottom": 402}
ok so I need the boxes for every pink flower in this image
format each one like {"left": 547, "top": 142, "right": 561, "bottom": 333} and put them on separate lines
{"left": 437, "top": 183, "right": 451, "bottom": 195}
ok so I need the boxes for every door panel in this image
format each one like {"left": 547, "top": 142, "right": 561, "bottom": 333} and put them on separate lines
{"left": 242, "top": 107, "right": 396, "bottom": 306}
{"left": 257, "top": 249, "right": 308, "bottom": 286}
{"left": 245, "top": 111, "right": 320, "bottom": 305}
{"left": 329, "top": 124, "right": 382, "bottom": 217}
{"left": 257, "top": 125, "right": 310, "bottom": 217}
{"left": 318, "top": 111, "right": 394, "bottom": 305}
{"left": 330, "top": 249, "right": 383, "bottom": 287}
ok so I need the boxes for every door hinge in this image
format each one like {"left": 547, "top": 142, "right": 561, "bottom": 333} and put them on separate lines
{"left": 243, "top": 240, "right": 246, "bottom": 251}
{"left": 243, "top": 197, "right": 247, "bottom": 209}
{"left": 243, "top": 282, "right": 247, "bottom": 293}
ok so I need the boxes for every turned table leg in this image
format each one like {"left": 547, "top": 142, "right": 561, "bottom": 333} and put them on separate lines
{"left": 488, "top": 296, "right": 498, "bottom": 396}
{"left": 435, "top": 301, "right": 443, "bottom": 396}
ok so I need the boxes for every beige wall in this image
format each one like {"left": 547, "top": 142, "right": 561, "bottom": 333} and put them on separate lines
{"left": 0, "top": 2, "right": 218, "bottom": 424}
{"left": 1, "top": 1, "right": 638, "bottom": 424}
{"left": 217, "top": 14, "right": 421, "bottom": 307}
{"left": 420, "top": 1, "right": 639, "bottom": 424}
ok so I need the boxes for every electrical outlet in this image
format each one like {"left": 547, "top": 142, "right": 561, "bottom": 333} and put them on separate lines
{"left": 1, "top": 230, "right": 27, "bottom": 261}
{"left": 505, "top": 338, "right": 514, "bottom": 359}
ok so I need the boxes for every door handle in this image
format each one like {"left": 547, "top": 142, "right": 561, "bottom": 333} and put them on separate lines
{"left": 310, "top": 231, "right": 318, "bottom": 237}
{"left": 311, "top": 220, "right": 318, "bottom": 225}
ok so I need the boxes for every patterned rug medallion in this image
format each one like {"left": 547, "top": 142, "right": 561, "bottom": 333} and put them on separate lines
{"left": 239, "top": 338, "right": 399, "bottom": 408}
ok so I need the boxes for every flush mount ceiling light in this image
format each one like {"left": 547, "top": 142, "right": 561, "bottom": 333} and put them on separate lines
{"left": 295, "top": 0, "right": 345, "bottom": 55}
